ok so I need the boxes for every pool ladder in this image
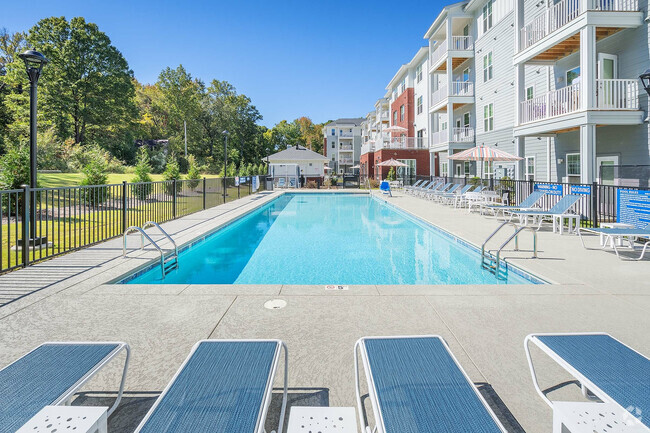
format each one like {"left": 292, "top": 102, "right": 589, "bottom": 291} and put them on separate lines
{"left": 481, "top": 221, "right": 537, "bottom": 279}
{"left": 123, "top": 221, "right": 178, "bottom": 279}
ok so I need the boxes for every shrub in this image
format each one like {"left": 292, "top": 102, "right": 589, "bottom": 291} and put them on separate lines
{"left": 80, "top": 159, "right": 109, "bottom": 206}
{"left": 305, "top": 180, "right": 317, "bottom": 189}
{"left": 149, "top": 150, "right": 167, "bottom": 174}
{"left": 162, "top": 155, "right": 182, "bottom": 194}
{"left": 37, "top": 128, "right": 69, "bottom": 172}
{"left": 226, "top": 162, "right": 237, "bottom": 177}
{"left": 386, "top": 167, "right": 396, "bottom": 181}
{"left": 131, "top": 147, "right": 153, "bottom": 200}
{"left": 0, "top": 145, "right": 30, "bottom": 190}
{"left": 186, "top": 155, "right": 201, "bottom": 189}
{"left": 369, "top": 179, "right": 380, "bottom": 189}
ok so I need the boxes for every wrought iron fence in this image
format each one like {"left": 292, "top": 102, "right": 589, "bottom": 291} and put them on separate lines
{"left": 427, "top": 175, "right": 650, "bottom": 228}
{"left": 0, "top": 177, "right": 265, "bottom": 274}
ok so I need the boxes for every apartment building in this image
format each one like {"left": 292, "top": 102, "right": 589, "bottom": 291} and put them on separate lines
{"left": 360, "top": 98, "right": 391, "bottom": 179}
{"left": 322, "top": 118, "right": 364, "bottom": 174}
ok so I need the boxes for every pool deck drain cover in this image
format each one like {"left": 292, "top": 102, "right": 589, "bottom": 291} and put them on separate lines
{"left": 264, "top": 299, "right": 287, "bottom": 310}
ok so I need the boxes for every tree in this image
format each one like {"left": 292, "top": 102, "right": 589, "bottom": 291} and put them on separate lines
{"left": 265, "top": 120, "right": 302, "bottom": 152}
{"left": 25, "top": 17, "right": 137, "bottom": 147}
{"left": 295, "top": 117, "right": 324, "bottom": 153}
{"left": 162, "top": 154, "right": 182, "bottom": 193}
{"left": 131, "top": 147, "right": 153, "bottom": 199}
{"left": 186, "top": 154, "right": 201, "bottom": 188}
{"left": 0, "top": 29, "right": 27, "bottom": 152}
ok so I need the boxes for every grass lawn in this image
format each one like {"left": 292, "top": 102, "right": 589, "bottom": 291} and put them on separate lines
{"left": 39, "top": 172, "right": 220, "bottom": 188}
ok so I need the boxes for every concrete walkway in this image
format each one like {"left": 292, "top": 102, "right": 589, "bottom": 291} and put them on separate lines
{"left": 0, "top": 189, "right": 647, "bottom": 433}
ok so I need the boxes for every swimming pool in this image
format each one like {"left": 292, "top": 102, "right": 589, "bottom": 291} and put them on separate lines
{"left": 122, "top": 193, "right": 542, "bottom": 285}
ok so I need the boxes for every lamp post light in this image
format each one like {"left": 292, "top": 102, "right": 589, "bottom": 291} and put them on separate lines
{"left": 222, "top": 130, "right": 229, "bottom": 202}
{"left": 18, "top": 49, "right": 48, "bottom": 245}
{"left": 640, "top": 69, "right": 650, "bottom": 97}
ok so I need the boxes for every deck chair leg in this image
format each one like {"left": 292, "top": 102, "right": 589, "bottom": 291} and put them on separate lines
{"left": 108, "top": 344, "right": 131, "bottom": 416}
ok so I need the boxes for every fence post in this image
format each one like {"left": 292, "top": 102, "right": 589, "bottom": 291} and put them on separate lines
{"left": 591, "top": 181, "right": 599, "bottom": 228}
{"left": 21, "top": 185, "right": 29, "bottom": 267}
{"left": 203, "top": 177, "right": 207, "bottom": 210}
{"left": 172, "top": 179, "right": 177, "bottom": 219}
{"left": 121, "top": 181, "right": 127, "bottom": 233}
{"left": 222, "top": 177, "right": 226, "bottom": 203}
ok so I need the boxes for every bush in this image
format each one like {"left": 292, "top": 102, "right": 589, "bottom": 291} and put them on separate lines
{"left": 305, "top": 180, "right": 317, "bottom": 189}
{"left": 386, "top": 167, "right": 396, "bottom": 181}
{"left": 162, "top": 155, "right": 182, "bottom": 194}
{"left": 0, "top": 145, "right": 30, "bottom": 190}
{"left": 68, "top": 144, "right": 127, "bottom": 173}
{"left": 131, "top": 147, "right": 153, "bottom": 200}
{"left": 369, "top": 179, "right": 380, "bottom": 189}
{"left": 149, "top": 150, "right": 167, "bottom": 174}
{"left": 186, "top": 155, "right": 201, "bottom": 189}
{"left": 37, "top": 128, "right": 69, "bottom": 172}
{"left": 80, "top": 159, "right": 109, "bottom": 206}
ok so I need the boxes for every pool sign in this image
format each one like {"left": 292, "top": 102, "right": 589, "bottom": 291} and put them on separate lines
{"left": 569, "top": 185, "right": 591, "bottom": 195}
{"left": 617, "top": 189, "right": 650, "bottom": 229}
{"left": 325, "top": 285, "right": 349, "bottom": 291}
{"left": 534, "top": 183, "right": 563, "bottom": 196}
{"left": 252, "top": 175, "right": 259, "bottom": 191}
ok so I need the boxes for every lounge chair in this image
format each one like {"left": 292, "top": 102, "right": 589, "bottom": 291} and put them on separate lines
{"left": 417, "top": 180, "right": 443, "bottom": 197}
{"left": 525, "top": 333, "right": 650, "bottom": 430}
{"left": 510, "top": 194, "right": 582, "bottom": 233}
{"left": 380, "top": 181, "right": 392, "bottom": 197}
{"left": 428, "top": 183, "right": 460, "bottom": 201}
{"left": 455, "top": 185, "right": 484, "bottom": 208}
{"left": 355, "top": 336, "right": 506, "bottom": 433}
{"left": 135, "top": 339, "right": 288, "bottom": 433}
{"left": 439, "top": 184, "right": 473, "bottom": 205}
{"left": 404, "top": 179, "right": 425, "bottom": 194}
{"left": 0, "top": 342, "right": 130, "bottom": 433}
{"left": 276, "top": 178, "right": 286, "bottom": 188}
{"left": 481, "top": 190, "right": 546, "bottom": 218}
{"left": 577, "top": 227, "right": 650, "bottom": 260}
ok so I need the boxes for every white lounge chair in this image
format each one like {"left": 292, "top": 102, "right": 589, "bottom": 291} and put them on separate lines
{"left": 510, "top": 194, "right": 582, "bottom": 233}
{"left": 577, "top": 226, "right": 650, "bottom": 260}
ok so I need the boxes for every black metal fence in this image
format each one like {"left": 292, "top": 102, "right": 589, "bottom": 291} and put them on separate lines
{"left": 424, "top": 175, "right": 650, "bottom": 229}
{"left": 0, "top": 177, "right": 266, "bottom": 274}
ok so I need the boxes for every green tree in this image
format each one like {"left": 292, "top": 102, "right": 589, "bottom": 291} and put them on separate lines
{"left": 0, "top": 144, "right": 29, "bottom": 190}
{"left": 162, "top": 154, "right": 182, "bottom": 194}
{"left": 131, "top": 147, "right": 153, "bottom": 200}
{"left": 80, "top": 146, "right": 109, "bottom": 206}
{"left": 186, "top": 154, "right": 201, "bottom": 188}
{"left": 25, "top": 17, "right": 137, "bottom": 148}
{"left": 386, "top": 167, "right": 396, "bottom": 181}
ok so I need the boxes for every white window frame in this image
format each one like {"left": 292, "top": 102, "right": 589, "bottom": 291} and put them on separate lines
{"left": 526, "top": 86, "right": 534, "bottom": 100}
{"left": 566, "top": 153, "right": 581, "bottom": 177}
{"left": 416, "top": 64, "right": 423, "bottom": 83}
{"left": 566, "top": 66, "right": 580, "bottom": 86}
{"left": 483, "top": 103, "right": 494, "bottom": 132}
{"left": 463, "top": 111, "right": 471, "bottom": 127}
{"left": 400, "top": 105, "right": 405, "bottom": 121}
{"left": 483, "top": 0, "right": 493, "bottom": 33}
{"left": 464, "top": 161, "right": 471, "bottom": 175}
{"left": 483, "top": 160, "right": 494, "bottom": 178}
{"left": 441, "top": 161, "right": 449, "bottom": 177}
{"left": 483, "top": 52, "right": 493, "bottom": 82}
{"left": 525, "top": 156, "right": 535, "bottom": 181}
{"left": 417, "top": 95, "right": 423, "bottom": 114}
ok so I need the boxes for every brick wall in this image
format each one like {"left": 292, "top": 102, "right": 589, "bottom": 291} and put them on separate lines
{"left": 360, "top": 152, "right": 375, "bottom": 179}
{"left": 390, "top": 88, "right": 415, "bottom": 137}
{"left": 375, "top": 148, "right": 430, "bottom": 179}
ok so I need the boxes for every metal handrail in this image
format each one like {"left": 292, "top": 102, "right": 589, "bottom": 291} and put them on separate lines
{"left": 143, "top": 221, "right": 178, "bottom": 258}
{"left": 123, "top": 226, "right": 166, "bottom": 279}
{"left": 482, "top": 221, "right": 538, "bottom": 276}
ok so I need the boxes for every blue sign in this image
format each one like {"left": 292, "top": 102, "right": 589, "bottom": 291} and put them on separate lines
{"left": 534, "top": 183, "right": 563, "bottom": 196}
{"left": 617, "top": 189, "right": 650, "bottom": 229}
{"left": 570, "top": 185, "right": 591, "bottom": 195}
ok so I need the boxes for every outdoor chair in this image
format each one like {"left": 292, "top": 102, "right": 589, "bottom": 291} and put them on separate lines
{"left": 276, "top": 178, "right": 286, "bottom": 188}
{"left": 0, "top": 342, "right": 130, "bottom": 433}
{"left": 439, "top": 184, "right": 473, "bottom": 205}
{"left": 455, "top": 185, "right": 484, "bottom": 208}
{"left": 481, "top": 190, "right": 546, "bottom": 219}
{"left": 134, "top": 339, "right": 288, "bottom": 433}
{"left": 403, "top": 179, "right": 425, "bottom": 194}
{"left": 525, "top": 333, "right": 650, "bottom": 432}
{"left": 355, "top": 336, "right": 506, "bottom": 433}
{"left": 417, "top": 180, "right": 443, "bottom": 197}
{"left": 510, "top": 194, "right": 582, "bottom": 233}
{"left": 577, "top": 227, "right": 650, "bottom": 260}
{"left": 428, "top": 183, "right": 460, "bottom": 201}
{"left": 380, "top": 181, "right": 392, "bottom": 197}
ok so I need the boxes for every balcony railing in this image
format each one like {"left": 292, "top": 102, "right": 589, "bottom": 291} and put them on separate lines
{"left": 361, "top": 142, "right": 375, "bottom": 154}
{"left": 431, "top": 81, "right": 475, "bottom": 107}
{"left": 520, "top": 80, "right": 638, "bottom": 124}
{"left": 339, "top": 158, "right": 354, "bottom": 165}
{"left": 339, "top": 144, "right": 353, "bottom": 151}
{"left": 451, "top": 35, "right": 473, "bottom": 50}
{"left": 520, "top": 0, "right": 638, "bottom": 51}
{"left": 339, "top": 131, "right": 354, "bottom": 138}
{"left": 430, "top": 127, "right": 475, "bottom": 145}
{"left": 376, "top": 137, "right": 428, "bottom": 150}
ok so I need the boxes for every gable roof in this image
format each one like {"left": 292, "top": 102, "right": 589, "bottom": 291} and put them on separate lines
{"left": 324, "top": 117, "right": 365, "bottom": 127}
{"left": 267, "top": 145, "right": 328, "bottom": 162}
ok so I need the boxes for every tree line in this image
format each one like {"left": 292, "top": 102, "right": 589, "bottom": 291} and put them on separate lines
{"left": 0, "top": 17, "right": 326, "bottom": 186}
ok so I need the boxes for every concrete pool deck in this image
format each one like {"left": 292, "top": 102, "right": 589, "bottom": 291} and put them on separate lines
{"left": 0, "top": 189, "right": 648, "bottom": 432}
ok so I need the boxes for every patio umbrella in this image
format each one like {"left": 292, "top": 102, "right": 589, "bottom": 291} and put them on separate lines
{"left": 350, "top": 165, "right": 361, "bottom": 169}
{"left": 376, "top": 158, "right": 408, "bottom": 167}
{"left": 447, "top": 145, "right": 522, "bottom": 178}
{"left": 383, "top": 125, "right": 408, "bottom": 133}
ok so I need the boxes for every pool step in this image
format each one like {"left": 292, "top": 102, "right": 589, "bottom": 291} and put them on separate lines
{"left": 163, "top": 254, "right": 178, "bottom": 274}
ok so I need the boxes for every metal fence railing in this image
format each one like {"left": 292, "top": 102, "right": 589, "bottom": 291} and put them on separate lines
{"left": 425, "top": 176, "right": 650, "bottom": 228}
{"left": 0, "top": 176, "right": 266, "bottom": 274}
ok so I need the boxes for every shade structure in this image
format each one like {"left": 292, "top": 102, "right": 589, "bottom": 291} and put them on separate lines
{"left": 376, "top": 158, "right": 408, "bottom": 167}
{"left": 324, "top": 166, "right": 332, "bottom": 171}
{"left": 383, "top": 125, "right": 408, "bottom": 133}
{"left": 447, "top": 146, "right": 522, "bottom": 162}
{"left": 350, "top": 165, "right": 361, "bottom": 169}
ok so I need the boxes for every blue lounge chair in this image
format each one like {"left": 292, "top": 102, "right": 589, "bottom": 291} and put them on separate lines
{"left": 482, "top": 190, "right": 546, "bottom": 218}
{"left": 355, "top": 336, "right": 505, "bottom": 433}
{"left": 416, "top": 180, "right": 442, "bottom": 197}
{"left": 380, "top": 181, "right": 392, "bottom": 197}
{"left": 577, "top": 227, "right": 650, "bottom": 260}
{"left": 404, "top": 179, "right": 425, "bottom": 194}
{"left": 510, "top": 194, "right": 582, "bottom": 232}
{"left": 0, "top": 342, "right": 130, "bottom": 433}
{"left": 440, "top": 184, "right": 473, "bottom": 205}
{"left": 135, "top": 339, "right": 288, "bottom": 433}
{"left": 525, "top": 333, "right": 650, "bottom": 429}
{"left": 428, "top": 183, "right": 461, "bottom": 201}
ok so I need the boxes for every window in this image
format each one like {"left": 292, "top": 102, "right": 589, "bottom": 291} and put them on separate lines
{"left": 483, "top": 103, "right": 494, "bottom": 132}
{"left": 463, "top": 112, "right": 471, "bottom": 127}
{"left": 331, "top": 129, "right": 335, "bottom": 136}
{"left": 331, "top": 142, "right": 335, "bottom": 148}
{"left": 464, "top": 161, "right": 471, "bottom": 175}
{"left": 526, "top": 86, "right": 534, "bottom": 100}
{"left": 441, "top": 161, "right": 449, "bottom": 177}
{"left": 399, "top": 78, "right": 406, "bottom": 94}
{"left": 462, "top": 68, "right": 470, "bottom": 82}
{"left": 567, "top": 153, "right": 580, "bottom": 176}
{"left": 392, "top": 89, "right": 397, "bottom": 100}
{"left": 417, "top": 129, "right": 424, "bottom": 147}
{"left": 566, "top": 67, "right": 580, "bottom": 86}
{"left": 483, "top": 0, "right": 493, "bottom": 33}
{"left": 400, "top": 105, "right": 405, "bottom": 121}
{"left": 417, "top": 95, "right": 423, "bottom": 114}
{"left": 416, "top": 64, "right": 423, "bottom": 83}
{"left": 393, "top": 110, "right": 398, "bottom": 123}
{"left": 525, "top": 156, "right": 535, "bottom": 180}
{"left": 483, "top": 52, "right": 493, "bottom": 82}
{"left": 483, "top": 161, "right": 494, "bottom": 178}
{"left": 441, "top": 121, "right": 447, "bottom": 130}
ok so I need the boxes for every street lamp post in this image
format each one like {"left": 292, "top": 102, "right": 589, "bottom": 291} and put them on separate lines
{"left": 18, "top": 49, "right": 48, "bottom": 245}
{"left": 222, "top": 130, "right": 229, "bottom": 202}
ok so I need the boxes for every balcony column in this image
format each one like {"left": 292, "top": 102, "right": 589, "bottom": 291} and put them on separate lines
{"left": 580, "top": 25, "right": 597, "bottom": 110}
{"left": 446, "top": 57, "right": 454, "bottom": 145}
{"left": 514, "top": 0, "right": 524, "bottom": 53}
{"left": 514, "top": 137, "right": 526, "bottom": 180}
{"left": 580, "top": 124, "right": 596, "bottom": 183}
{"left": 515, "top": 63, "right": 525, "bottom": 125}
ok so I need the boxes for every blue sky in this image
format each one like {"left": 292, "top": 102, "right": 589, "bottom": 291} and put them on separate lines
{"left": 3, "top": 0, "right": 445, "bottom": 127}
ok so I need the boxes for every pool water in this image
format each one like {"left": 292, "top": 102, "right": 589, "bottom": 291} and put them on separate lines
{"left": 124, "top": 193, "right": 538, "bottom": 285}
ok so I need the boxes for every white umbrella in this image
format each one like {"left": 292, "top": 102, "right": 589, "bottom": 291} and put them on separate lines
{"left": 448, "top": 145, "right": 522, "bottom": 178}
{"left": 350, "top": 165, "right": 361, "bottom": 169}
{"left": 376, "top": 158, "right": 408, "bottom": 167}
{"left": 383, "top": 125, "right": 408, "bottom": 133}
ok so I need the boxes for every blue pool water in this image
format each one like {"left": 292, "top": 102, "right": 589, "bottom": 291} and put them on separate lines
{"left": 124, "top": 193, "right": 539, "bottom": 285}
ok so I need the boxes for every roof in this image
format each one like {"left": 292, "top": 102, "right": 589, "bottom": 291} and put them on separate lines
{"left": 324, "top": 117, "right": 365, "bottom": 127}
{"left": 266, "top": 146, "right": 328, "bottom": 162}
{"left": 423, "top": 1, "right": 469, "bottom": 39}
{"left": 385, "top": 47, "right": 429, "bottom": 90}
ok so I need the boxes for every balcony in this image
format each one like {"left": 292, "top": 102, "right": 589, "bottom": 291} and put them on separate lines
{"left": 430, "top": 127, "right": 475, "bottom": 151}
{"left": 361, "top": 142, "right": 375, "bottom": 155}
{"left": 430, "top": 81, "right": 475, "bottom": 111}
{"left": 339, "top": 131, "right": 354, "bottom": 138}
{"left": 429, "top": 36, "right": 474, "bottom": 72}
{"left": 375, "top": 137, "right": 428, "bottom": 150}
{"left": 339, "top": 158, "right": 354, "bottom": 165}
{"left": 339, "top": 144, "right": 353, "bottom": 151}
{"left": 516, "top": 79, "right": 643, "bottom": 135}
{"left": 516, "top": 0, "right": 641, "bottom": 63}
